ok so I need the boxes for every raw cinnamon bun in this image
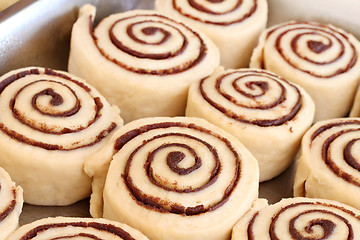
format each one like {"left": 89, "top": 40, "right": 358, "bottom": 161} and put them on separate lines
{"left": 294, "top": 118, "right": 360, "bottom": 210}
{"left": 7, "top": 217, "right": 149, "bottom": 240}
{"left": 88, "top": 116, "right": 259, "bottom": 240}
{"left": 0, "top": 167, "right": 23, "bottom": 239}
{"left": 186, "top": 67, "right": 315, "bottom": 181}
{"left": 232, "top": 197, "right": 360, "bottom": 239}
{"left": 250, "top": 21, "right": 360, "bottom": 122}
{"left": 68, "top": 4, "right": 220, "bottom": 123}
{"left": 155, "top": 0, "right": 268, "bottom": 69}
{"left": 0, "top": 67, "right": 123, "bottom": 205}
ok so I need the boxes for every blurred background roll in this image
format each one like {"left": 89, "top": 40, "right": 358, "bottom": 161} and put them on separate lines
{"left": 155, "top": 0, "right": 268, "bottom": 69}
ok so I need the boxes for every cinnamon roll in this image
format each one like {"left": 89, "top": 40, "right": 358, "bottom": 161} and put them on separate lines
{"left": 232, "top": 197, "right": 360, "bottom": 240}
{"left": 294, "top": 118, "right": 360, "bottom": 210}
{"left": 186, "top": 67, "right": 315, "bottom": 181}
{"left": 155, "top": 0, "right": 268, "bottom": 69}
{"left": 7, "top": 217, "right": 149, "bottom": 240}
{"left": 88, "top": 116, "right": 259, "bottom": 240}
{"left": 0, "top": 67, "right": 123, "bottom": 205}
{"left": 250, "top": 21, "right": 360, "bottom": 122}
{"left": 0, "top": 167, "right": 23, "bottom": 239}
{"left": 68, "top": 4, "right": 220, "bottom": 123}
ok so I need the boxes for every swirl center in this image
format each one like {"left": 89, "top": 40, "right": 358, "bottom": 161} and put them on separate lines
{"left": 308, "top": 40, "right": 331, "bottom": 53}
{"left": 305, "top": 219, "right": 335, "bottom": 237}
{"left": 240, "top": 81, "right": 269, "bottom": 98}
{"left": 167, "top": 150, "right": 201, "bottom": 175}
{"left": 141, "top": 27, "right": 170, "bottom": 45}
{"left": 118, "top": 122, "right": 242, "bottom": 216}
{"left": 34, "top": 88, "right": 63, "bottom": 106}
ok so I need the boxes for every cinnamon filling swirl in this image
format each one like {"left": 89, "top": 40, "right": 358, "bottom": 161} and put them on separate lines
{"left": 114, "top": 121, "right": 240, "bottom": 215}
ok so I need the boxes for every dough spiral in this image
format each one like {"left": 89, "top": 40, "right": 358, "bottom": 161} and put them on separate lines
{"left": 250, "top": 21, "right": 360, "bottom": 121}
{"left": 68, "top": 4, "right": 220, "bottom": 123}
{"left": 232, "top": 197, "right": 360, "bottom": 240}
{"left": 186, "top": 68, "right": 315, "bottom": 181}
{"left": 0, "top": 67, "right": 123, "bottom": 205}
{"left": 0, "top": 167, "right": 23, "bottom": 240}
{"left": 7, "top": 217, "right": 149, "bottom": 240}
{"left": 87, "top": 117, "right": 259, "bottom": 240}
{"left": 294, "top": 118, "right": 360, "bottom": 210}
{"left": 155, "top": 0, "right": 268, "bottom": 69}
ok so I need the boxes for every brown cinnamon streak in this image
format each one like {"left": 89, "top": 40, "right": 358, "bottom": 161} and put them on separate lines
{"left": 0, "top": 188, "right": 17, "bottom": 222}
{"left": 309, "top": 119, "right": 360, "bottom": 186}
{"left": 266, "top": 22, "right": 358, "bottom": 78}
{"left": 188, "top": 0, "right": 241, "bottom": 15}
{"left": 20, "top": 221, "right": 137, "bottom": 239}
{"left": 322, "top": 128, "right": 360, "bottom": 187}
{"left": 269, "top": 202, "right": 356, "bottom": 239}
{"left": 173, "top": 0, "right": 257, "bottom": 25}
{"left": 200, "top": 70, "right": 302, "bottom": 127}
{"left": 310, "top": 119, "right": 360, "bottom": 141}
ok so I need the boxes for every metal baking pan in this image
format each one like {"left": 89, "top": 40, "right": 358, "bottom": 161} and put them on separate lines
{"left": 0, "top": 0, "right": 359, "bottom": 226}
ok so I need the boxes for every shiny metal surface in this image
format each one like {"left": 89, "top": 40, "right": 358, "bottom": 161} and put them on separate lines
{"left": 0, "top": 0, "right": 358, "bottom": 227}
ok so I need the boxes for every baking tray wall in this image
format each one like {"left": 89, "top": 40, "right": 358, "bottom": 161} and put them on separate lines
{"left": 0, "top": 0, "right": 359, "bottom": 226}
